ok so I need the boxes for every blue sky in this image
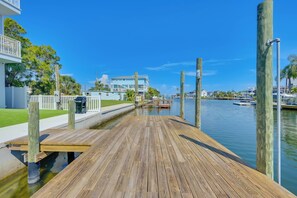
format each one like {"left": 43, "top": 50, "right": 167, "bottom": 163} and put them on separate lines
{"left": 12, "top": 0, "right": 297, "bottom": 94}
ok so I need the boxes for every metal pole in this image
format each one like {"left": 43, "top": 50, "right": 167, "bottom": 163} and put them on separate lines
{"left": 267, "top": 38, "right": 281, "bottom": 185}
{"left": 276, "top": 39, "right": 281, "bottom": 185}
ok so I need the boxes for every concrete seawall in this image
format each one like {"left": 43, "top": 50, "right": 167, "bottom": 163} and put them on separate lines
{"left": 0, "top": 104, "right": 135, "bottom": 180}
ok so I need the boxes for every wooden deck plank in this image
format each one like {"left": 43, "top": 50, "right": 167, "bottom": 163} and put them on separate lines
{"left": 169, "top": 117, "right": 286, "bottom": 197}
{"left": 26, "top": 115, "right": 295, "bottom": 198}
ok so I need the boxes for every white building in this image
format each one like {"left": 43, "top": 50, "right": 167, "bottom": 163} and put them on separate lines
{"left": 201, "top": 89, "right": 208, "bottom": 97}
{"left": 0, "top": 0, "right": 22, "bottom": 108}
{"left": 110, "top": 75, "right": 149, "bottom": 95}
{"left": 185, "top": 90, "right": 208, "bottom": 98}
{"left": 83, "top": 91, "right": 126, "bottom": 101}
{"left": 292, "top": 78, "right": 297, "bottom": 88}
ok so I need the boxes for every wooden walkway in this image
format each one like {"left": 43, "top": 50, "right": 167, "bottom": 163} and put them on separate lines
{"left": 12, "top": 115, "right": 295, "bottom": 197}
{"left": 6, "top": 128, "right": 109, "bottom": 152}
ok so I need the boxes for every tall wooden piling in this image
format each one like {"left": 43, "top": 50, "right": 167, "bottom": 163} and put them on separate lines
{"left": 68, "top": 100, "right": 75, "bottom": 130}
{"left": 195, "top": 58, "right": 202, "bottom": 129}
{"left": 256, "top": 0, "right": 274, "bottom": 179}
{"left": 180, "top": 71, "right": 185, "bottom": 119}
{"left": 28, "top": 102, "right": 40, "bottom": 184}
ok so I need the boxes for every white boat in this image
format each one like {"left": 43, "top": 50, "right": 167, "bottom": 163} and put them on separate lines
{"left": 250, "top": 101, "right": 256, "bottom": 105}
{"left": 233, "top": 100, "right": 251, "bottom": 106}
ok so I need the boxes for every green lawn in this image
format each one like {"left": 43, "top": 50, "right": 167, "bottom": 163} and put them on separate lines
{"left": 101, "top": 100, "right": 133, "bottom": 107}
{"left": 0, "top": 101, "right": 132, "bottom": 128}
{"left": 0, "top": 109, "right": 67, "bottom": 128}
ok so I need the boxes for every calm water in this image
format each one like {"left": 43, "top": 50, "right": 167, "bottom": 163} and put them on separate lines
{"left": 139, "top": 99, "right": 297, "bottom": 195}
{"left": 0, "top": 153, "right": 70, "bottom": 198}
{"left": 1, "top": 99, "right": 296, "bottom": 196}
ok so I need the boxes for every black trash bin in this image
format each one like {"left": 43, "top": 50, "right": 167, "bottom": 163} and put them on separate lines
{"left": 74, "top": 96, "right": 87, "bottom": 114}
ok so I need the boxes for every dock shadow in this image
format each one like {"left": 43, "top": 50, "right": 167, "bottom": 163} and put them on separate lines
{"left": 179, "top": 134, "right": 251, "bottom": 168}
{"left": 169, "top": 118, "right": 195, "bottom": 128}
{"left": 39, "top": 134, "right": 50, "bottom": 142}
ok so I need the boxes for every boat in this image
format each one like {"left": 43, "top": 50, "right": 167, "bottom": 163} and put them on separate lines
{"left": 233, "top": 100, "right": 251, "bottom": 106}
{"left": 250, "top": 101, "right": 256, "bottom": 105}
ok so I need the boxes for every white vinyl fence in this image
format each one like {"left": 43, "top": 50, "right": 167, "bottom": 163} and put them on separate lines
{"left": 29, "top": 95, "right": 101, "bottom": 112}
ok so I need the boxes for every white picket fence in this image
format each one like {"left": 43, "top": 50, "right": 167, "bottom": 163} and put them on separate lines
{"left": 29, "top": 95, "right": 101, "bottom": 112}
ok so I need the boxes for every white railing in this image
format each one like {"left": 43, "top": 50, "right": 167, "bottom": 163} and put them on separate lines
{"left": 29, "top": 95, "right": 101, "bottom": 112}
{"left": 3, "top": 0, "right": 20, "bottom": 9}
{"left": 0, "top": 35, "right": 21, "bottom": 58}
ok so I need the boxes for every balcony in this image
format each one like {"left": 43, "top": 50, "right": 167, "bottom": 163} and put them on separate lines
{"left": 0, "top": 0, "right": 21, "bottom": 15}
{"left": 0, "top": 35, "right": 21, "bottom": 63}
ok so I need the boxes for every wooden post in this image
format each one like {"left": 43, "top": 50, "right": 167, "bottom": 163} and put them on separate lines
{"left": 180, "top": 71, "right": 185, "bottom": 119}
{"left": 28, "top": 102, "right": 40, "bottom": 184}
{"left": 134, "top": 72, "right": 138, "bottom": 105}
{"left": 68, "top": 100, "right": 75, "bottom": 130}
{"left": 256, "top": 0, "right": 274, "bottom": 179}
{"left": 195, "top": 58, "right": 202, "bottom": 129}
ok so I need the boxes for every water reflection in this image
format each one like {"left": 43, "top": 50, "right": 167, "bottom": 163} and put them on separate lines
{"left": 282, "top": 110, "right": 297, "bottom": 162}
{"left": 0, "top": 152, "right": 68, "bottom": 198}
{"left": 1, "top": 100, "right": 296, "bottom": 196}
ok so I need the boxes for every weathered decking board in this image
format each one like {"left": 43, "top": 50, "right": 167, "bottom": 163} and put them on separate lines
{"left": 29, "top": 115, "right": 295, "bottom": 198}
{"left": 6, "top": 128, "right": 109, "bottom": 152}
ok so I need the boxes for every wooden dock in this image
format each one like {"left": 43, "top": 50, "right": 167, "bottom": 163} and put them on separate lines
{"left": 6, "top": 128, "right": 109, "bottom": 152}
{"left": 8, "top": 115, "right": 295, "bottom": 197}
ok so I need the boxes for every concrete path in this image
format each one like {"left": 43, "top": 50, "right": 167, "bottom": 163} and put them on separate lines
{"left": 0, "top": 103, "right": 133, "bottom": 144}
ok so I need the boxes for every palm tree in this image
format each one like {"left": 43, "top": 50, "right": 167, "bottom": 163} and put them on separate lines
{"left": 281, "top": 55, "right": 297, "bottom": 93}
{"left": 89, "top": 79, "right": 104, "bottom": 91}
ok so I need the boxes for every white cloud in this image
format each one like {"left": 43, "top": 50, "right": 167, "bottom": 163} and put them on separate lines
{"left": 176, "top": 70, "right": 217, "bottom": 77}
{"left": 146, "top": 58, "right": 243, "bottom": 71}
{"left": 184, "top": 72, "right": 196, "bottom": 77}
{"left": 60, "top": 73, "right": 73, "bottom": 76}
{"left": 203, "top": 70, "right": 217, "bottom": 76}
{"left": 99, "top": 74, "right": 109, "bottom": 85}
{"left": 204, "top": 58, "right": 242, "bottom": 63}
{"left": 145, "top": 61, "right": 195, "bottom": 71}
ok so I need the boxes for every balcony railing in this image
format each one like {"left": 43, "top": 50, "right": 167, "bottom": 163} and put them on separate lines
{"left": 0, "top": 35, "right": 21, "bottom": 59}
{"left": 3, "top": 0, "right": 20, "bottom": 9}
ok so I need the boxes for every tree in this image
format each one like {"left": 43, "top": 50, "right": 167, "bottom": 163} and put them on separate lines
{"left": 126, "top": 89, "right": 135, "bottom": 101}
{"left": 281, "top": 55, "right": 297, "bottom": 93}
{"left": 146, "top": 87, "right": 160, "bottom": 99}
{"left": 60, "top": 75, "right": 81, "bottom": 95}
{"left": 4, "top": 18, "right": 32, "bottom": 87}
{"left": 26, "top": 45, "right": 61, "bottom": 95}
{"left": 89, "top": 80, "right": 104, "bottom": 91}
{"left": 291, "top": 87, "right": 297, "bottom": 94}
{"left": 4, "top": 18, "right": 62, "bottom": 95}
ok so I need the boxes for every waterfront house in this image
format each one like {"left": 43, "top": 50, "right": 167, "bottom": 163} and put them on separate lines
{"left": 183, "top": 90, "right": 208, "bottom": 98}
{"left": 201, "top": 89, "right": 208, "bottom": 97}
{"left": 0, "top": 0, "right": 22, "bottom": 108}
{"left": 83, "top": 91, "right": 126, "bottom": 101}
{"left": 110, "top": 75, "right": 149, "bottom": 95}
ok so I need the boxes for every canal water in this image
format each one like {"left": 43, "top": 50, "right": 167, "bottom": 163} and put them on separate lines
{"left": 139, "top": 99, "right": 297, "bottom": 195}
{"left": 0, "top": 153, "right": 69, "bottom": 197}
{"left": 0, "top": 99, "right": 296, "bottom": 196}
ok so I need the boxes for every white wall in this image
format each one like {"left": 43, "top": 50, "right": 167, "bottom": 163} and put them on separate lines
{"left": 5, "top": 86, "right": 28, "bottom": 108}
{"left": 84, "top": 91, "right": 126, "bottom": 101}
{"left": 0, "top": 63, "right": 5, "bottom": 108}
